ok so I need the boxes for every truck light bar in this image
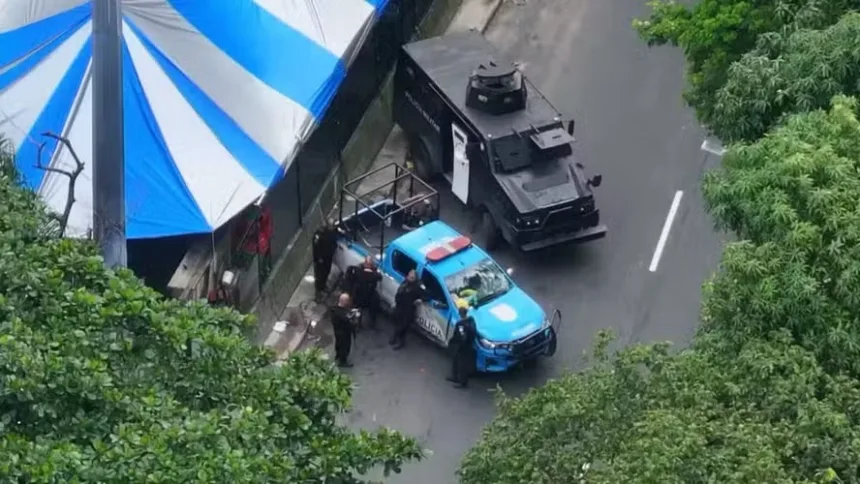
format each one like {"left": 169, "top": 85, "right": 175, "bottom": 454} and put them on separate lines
{"left": 426, "top": 236, "right": 472, "bottom": 262}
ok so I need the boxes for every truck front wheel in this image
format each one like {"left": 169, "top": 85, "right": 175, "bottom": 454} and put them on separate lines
{"left": 478, "top": 211, "right": 501, "bottom": 251}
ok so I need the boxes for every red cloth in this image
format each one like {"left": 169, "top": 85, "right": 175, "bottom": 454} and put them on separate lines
{"left": 234, "top": 206, "right": 272, "bottom": 255}
{"left": 257, "top": 207, "right": 272, "bottom": 254}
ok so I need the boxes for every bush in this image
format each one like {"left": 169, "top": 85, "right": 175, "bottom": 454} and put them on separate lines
{"left": 459, "top": 331, "right": 860, "bottom": 483}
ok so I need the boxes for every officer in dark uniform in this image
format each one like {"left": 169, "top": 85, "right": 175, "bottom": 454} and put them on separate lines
{"left": 447, "top": 306, "right": 477, "bottom": 388}
{"left": 330, "top": 292, "right": 355, "bottom": 368}
{"left": 390, "top": 269, "right": 427, "bottom": 350}
{"left": 312, "top": 219, "right": 339, "bottom": 301}
{"left": 343, "top": 264, "right": 359, "bottom": 297}
{"left": 352, "top": 255, "right": 382, "bottom": 329}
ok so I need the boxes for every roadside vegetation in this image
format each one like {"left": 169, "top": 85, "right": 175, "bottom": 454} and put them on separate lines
{"left": 460, "top": 2, "right": 860, "bottom": 483}
{"left": 0, "top": 143, "right": 420, "bottom": 481}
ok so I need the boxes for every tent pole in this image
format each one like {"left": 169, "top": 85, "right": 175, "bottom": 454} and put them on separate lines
{"left": 92, "top": 0, "right": 127, "bottom": 268}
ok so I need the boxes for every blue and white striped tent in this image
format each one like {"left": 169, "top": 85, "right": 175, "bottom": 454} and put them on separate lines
{"left": 0, "top": 0, "right": 386, "bottom": 238}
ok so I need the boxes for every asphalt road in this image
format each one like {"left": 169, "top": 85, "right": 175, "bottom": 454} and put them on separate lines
{"left": 343, "top": 1, "right": 725, "bottom": 482}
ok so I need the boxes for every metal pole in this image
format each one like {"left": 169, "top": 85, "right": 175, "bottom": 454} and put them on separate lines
{"left": 92, "top": 0, "right": 127, "bottom": 268}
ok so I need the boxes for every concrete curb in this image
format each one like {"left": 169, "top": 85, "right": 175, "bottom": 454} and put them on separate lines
{"left": 283, "top": 291, "right": 338, "bottom": 358}
{"left": 265, "top": 0, "right": 503, "bottom": 361}
{"left": 279, "top": 315, "right": 311, "bottom": 361}
{"left": 450, "top": 0, "right": 503, "bottom": 34}
{"left": 482, "top": 0, "right": 503, "bottom": 33}
{"left": 275, "top": 293, "right": 333, "bottom": 361}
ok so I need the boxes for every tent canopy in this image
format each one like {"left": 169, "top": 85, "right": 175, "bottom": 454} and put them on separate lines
{"left": 0, "top": 0, "right": 386, "bottom": 238}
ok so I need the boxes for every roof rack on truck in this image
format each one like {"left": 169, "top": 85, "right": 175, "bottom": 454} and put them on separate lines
{"left": 338, "top": 162, "right": 441, "bottom": 259}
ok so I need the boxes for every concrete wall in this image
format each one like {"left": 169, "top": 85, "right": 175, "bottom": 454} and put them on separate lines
{"left": 167, "top": 232, "right": 230, "bottom": 302}
{"left": 250, "top": 0, "right": 463, "bottom": 325}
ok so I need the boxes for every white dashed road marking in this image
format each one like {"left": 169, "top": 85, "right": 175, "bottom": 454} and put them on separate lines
{"left": 649, "top": 190, "right": 684, "bottom": 273}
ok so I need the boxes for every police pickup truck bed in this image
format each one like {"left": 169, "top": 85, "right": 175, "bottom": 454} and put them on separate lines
{"left": 331, "top": 165, "right": 559, "bottom": 372}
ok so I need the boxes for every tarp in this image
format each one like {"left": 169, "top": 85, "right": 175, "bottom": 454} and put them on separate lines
{"left": 0, "top": 0, "right": 387, "bottom": 238}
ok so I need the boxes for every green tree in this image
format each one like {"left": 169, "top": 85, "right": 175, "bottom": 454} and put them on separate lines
{"left": 703, "top": 95, "right": 860, "bottom": 375}
{"left": 709, "top": 12, "right": 860, "bottom": 142}
{"left": 459, "top": 331, "right": 860, "bottom": 484}
{"left": 0, "top": 147, "right": 421, "bottom": 481}
{"left": 634, "top": 0, "right": 856, "bottom": 128}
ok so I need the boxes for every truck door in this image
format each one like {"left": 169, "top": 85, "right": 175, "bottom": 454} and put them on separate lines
{"left": 334, "top": 241, "right": 363, "bottom": 278}
{"left": 417, "top": 268, "right": 451, "bottom": 347}
{"left": 381, "top": 248, "right": 417, "bottom": 311}
{"left": 451, "top": 123, "right": 470, "bottom": 204}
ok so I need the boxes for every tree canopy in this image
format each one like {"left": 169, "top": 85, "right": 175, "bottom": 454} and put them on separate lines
{"left": 703, "top": 95, "right": 860, "bottom": 375}
{"left": 460, "top": 331, "right": 860, "bottom": 484}
{"left": 0, "top": 146, "right": 420, "bottom": 481}
{"left": 460, "top": 97, "right": 860, "bottom": 484}
{"left": 711, "top": 12, "right": 860, "bottom": 142}
{"left": 634, "top": 0, "right": 859, "bottom": 133}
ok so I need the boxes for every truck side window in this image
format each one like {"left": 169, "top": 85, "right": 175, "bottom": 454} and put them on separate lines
{"left": 420, "top": 271, "right": 446, "bottom": 303}
{"left": 391, "top": 250, "right": 417, "bottom": 277}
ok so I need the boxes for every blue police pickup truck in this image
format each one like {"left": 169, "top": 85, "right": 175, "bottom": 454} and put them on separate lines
{"left": 331, "top": 164, "right": 559, "bottom": 372}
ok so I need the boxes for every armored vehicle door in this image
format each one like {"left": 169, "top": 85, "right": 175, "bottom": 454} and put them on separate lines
{"left": 451, "top": 123, "right": 470, "bottom": 204}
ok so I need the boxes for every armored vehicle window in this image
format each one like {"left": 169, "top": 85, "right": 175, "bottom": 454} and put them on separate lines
{"left": 391, "top": 250, "right": 418, "bottom": 277}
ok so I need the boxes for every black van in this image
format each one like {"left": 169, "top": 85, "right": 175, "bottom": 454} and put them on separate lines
{"left": 393, "top": 30, "right": 606, "bottom": 251}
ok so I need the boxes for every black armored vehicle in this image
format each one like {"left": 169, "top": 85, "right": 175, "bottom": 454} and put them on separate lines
{"left": 393, "top": 30, "right": 606, "bottom": 251}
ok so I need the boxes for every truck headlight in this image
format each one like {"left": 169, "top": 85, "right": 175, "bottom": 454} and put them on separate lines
{"left": 515, "top": 214, "right": 541, "bottom": 228}
{"left": 540, "top": 318, "right": 555, "bottom": 337}
{"left": 479, "top": 337, "right": 511, "bottom": 350}
{"left": 579, "top": 200, "right": 595, "bottom": 213}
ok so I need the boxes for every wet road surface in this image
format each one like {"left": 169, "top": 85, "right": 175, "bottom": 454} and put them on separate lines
{"left": 344, "top": 1, "right": 724, "bottom": 482}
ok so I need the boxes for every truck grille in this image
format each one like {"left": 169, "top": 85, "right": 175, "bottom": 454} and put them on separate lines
{"left": 543, "top": 200, "right": 595, "bottom": 230}
{"left": 512, "top": 329, "right": 548, "bottom": 356}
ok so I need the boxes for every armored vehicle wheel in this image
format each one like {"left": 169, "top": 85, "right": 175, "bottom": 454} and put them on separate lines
{"left": 478, "top": 211, "right": 500, "bottom": 251}
{"left": 407, "top": 137, "right": 434, "bottom": 181}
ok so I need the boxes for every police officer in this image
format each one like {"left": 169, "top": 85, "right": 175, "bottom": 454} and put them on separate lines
{"left": 447, "top": 306, "right": 477, "bottom": 388}
{"left": 352, "top": 255, "right": 382, "bottom": 329}
{"left": 402, "top": 199, "right": 433, "bottom": 231}
{"left": 390, "top": 269, "right": 427, "bottom": 350}
{"left": 330, "top": 292, "right": 355, "bottom": 368}
{"left": 312, "top": 219, "right": 339, "bottom": 301}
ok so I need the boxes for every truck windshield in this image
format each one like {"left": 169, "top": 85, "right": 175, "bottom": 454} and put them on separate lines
{"left": 491, "top": 132, "right": 573, "bottom": 173}
{"left": 444, "top": 259, "right": 512, "bottom": 307}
